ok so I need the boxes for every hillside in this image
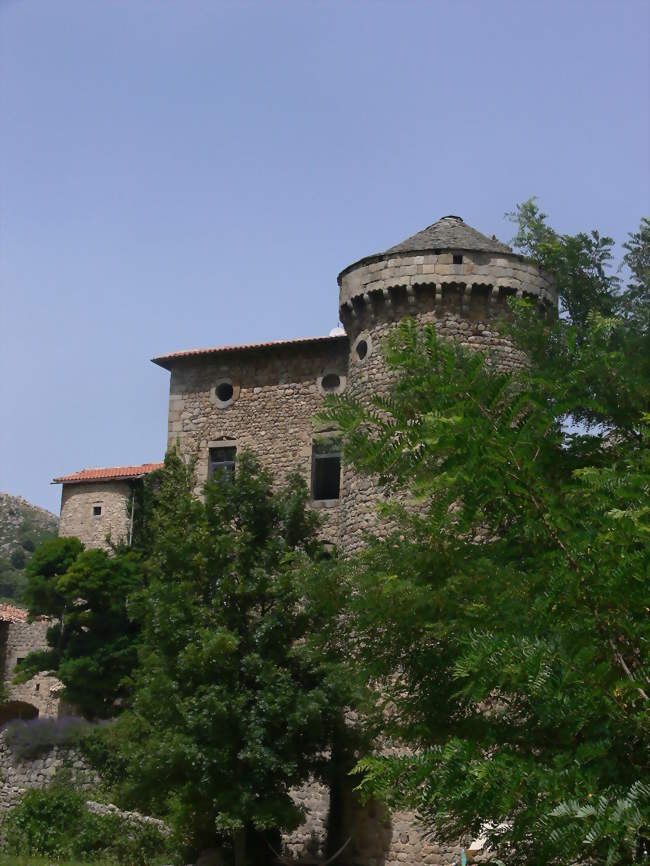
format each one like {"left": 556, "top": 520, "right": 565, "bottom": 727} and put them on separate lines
{"left": 0, "top": 493, "right": 58, "bottom": 603}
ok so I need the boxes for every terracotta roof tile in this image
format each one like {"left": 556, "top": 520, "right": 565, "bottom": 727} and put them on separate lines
{"left": 151, "top": 334, "right": 348, "bottom": 369}
{"left": 0, "top": 604, "right": 29, "bottom": 623}
{"left": 53, "top": 463, "right": 163, "bottom": 485}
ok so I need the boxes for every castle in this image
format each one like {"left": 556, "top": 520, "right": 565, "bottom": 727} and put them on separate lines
{"left": 3, "top": 215, "right": 555, "bottom": 864}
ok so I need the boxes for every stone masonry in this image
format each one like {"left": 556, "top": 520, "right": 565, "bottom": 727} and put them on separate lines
{"left": 44, "top": 215, "right": 556, "bottom": 864}
{"left": 0, "top": 609, "right": 62, "bottom": 722}
{"left": 157, "top": 336, "right": 349, "bottom": 546}
{"left": 58, "top": 479, "right": 134, "bottom": 549}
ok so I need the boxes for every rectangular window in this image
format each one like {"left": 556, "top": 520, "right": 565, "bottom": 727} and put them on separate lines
{"left": 453, "top": 253, "right": 463, "bottom": 265}
{"left": 208, "top": 446, "right": 236, "bottom": 480}
{"left": 93, "top": 505, "right": 102, "bottom": 517}
{"left": 312, "top": 442, "right": 341, "bottom": 501}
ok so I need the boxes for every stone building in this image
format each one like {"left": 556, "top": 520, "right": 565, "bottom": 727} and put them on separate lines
{"left": 53, "top": 463, "right": 163, "bottom": 549}
{"left": 0, "top": 604, "right": 62, "bottom": 723}
{"left": 47, "top": 215, "right": 555, "bottom": 864}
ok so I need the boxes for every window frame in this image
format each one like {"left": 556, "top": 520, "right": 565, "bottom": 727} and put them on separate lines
{"left": 208, "top": 446, "right": 237, "bottom": 481}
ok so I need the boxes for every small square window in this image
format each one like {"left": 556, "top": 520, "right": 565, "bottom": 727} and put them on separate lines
{"left": 208, "top": 446, "right": 236, "bottom": 480}
{"left": 93, "top": 505, "right": 102, "bottom": 517}
{"left": 312, "top": 442, "right": 341, "bottom": 501}
{"left": 453, "top": 254, "right": 463, "bottom": 265}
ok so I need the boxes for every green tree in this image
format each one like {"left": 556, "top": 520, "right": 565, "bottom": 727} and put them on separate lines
{"left": 621, "top": 216, "right": 650, "bottom": 333}
{"left": 319, "top": 208, "right": 650, "bottom": 865}
{"left": 18, "top": 536, "right": 143, "bottom": 718}
{"left": 117, "top": 451, "right": 348, "bottom": 864}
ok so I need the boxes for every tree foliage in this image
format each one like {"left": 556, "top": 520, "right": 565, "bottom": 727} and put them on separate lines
{"left": 114, "top": 451, "right": 349, "bottom": 864}
{"left": 18, "top": 536, "right": 143, "bottom": 719}
{"left": 319, "top": 206, "right": 650, "bottom": 864}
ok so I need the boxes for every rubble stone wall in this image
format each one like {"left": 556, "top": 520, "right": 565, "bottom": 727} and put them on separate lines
{"left": 59, "top": 480, "right": 132, "bottom": 549}
{"left": 340, "top": 290, "right": 529, "bottom": 554}
{"left": 0, "top": 729, "right": 96, "bottom": 812}
{"left": 1, "top": 620, "right": 61, "bottom": 718}
{"left": 166, "top": 339, "right": 349, "bottom": 546}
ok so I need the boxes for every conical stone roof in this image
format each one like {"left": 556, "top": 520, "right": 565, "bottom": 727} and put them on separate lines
{"left": 383, "top": 215, "right": 512, "bottom": 256}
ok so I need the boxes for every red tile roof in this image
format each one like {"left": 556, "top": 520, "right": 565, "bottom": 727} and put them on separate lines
{"left": 52, "top": 463, "right": 163, "bottom": 485}
{"left": 151, "top": 334, "right": 348, "bottom": 369}
{"left": 0, "top": 603, "right": 29, "bottom": 623}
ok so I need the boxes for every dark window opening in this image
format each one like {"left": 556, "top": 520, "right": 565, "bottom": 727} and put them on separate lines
{"left": 208, "top": 446, "right": 236, "bottom": 481}
{"left": 93, "top": 505, "right": 102, "bottom": 517}
{"left": 312, "top": 443, "right": 341, "bottom": 501}
{"left": 35, "top": 683, "right": 40, "bottom": 692}
{"left": 453, "top": 254, "right": 463, "bottom": 265}
{"left": 216, "top": 381, "right": 234, "bottom": 403}
{"left": 16, "top": 658, "right": 24, "bottom": 665}
{"left": 356, "top": 339, "right": 368, "bottom": 360}
{"left": 321, "top": 373, "right": 341, "bottom": 391}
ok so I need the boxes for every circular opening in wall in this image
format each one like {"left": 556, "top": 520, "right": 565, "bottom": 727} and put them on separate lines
{"left": 321, "top": 373, "right": 341, "bottom": 391}
{"left": 356, "top": 339, "right": 368, "bottom": 360}
{"left": 216, "top": 382, "right": 234, "bottom": 403}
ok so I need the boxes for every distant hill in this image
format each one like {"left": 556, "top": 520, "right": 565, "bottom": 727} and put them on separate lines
{"left": 0, "top": 493, "right": 58, "bottom": 603}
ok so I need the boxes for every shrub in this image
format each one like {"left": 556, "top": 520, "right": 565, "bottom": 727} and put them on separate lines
{"left": 79, "top": 719, "right": 129, "bottom": 789}
{"left": 109, "top": 820, "right": 171, "bottom": 866}
{"left": 9, "top": 549, "right": 25, "bottom": 570}
{"left": 4, "top": 787, "right": 171, "bottom": 864}
{"left": 3, "top": 716, "right": 93, "bottom": 759}
{"left": 4, "top": 787, "right": 86, "bottom": 857}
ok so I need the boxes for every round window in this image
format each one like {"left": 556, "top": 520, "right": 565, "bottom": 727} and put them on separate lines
{"left": 321, "top": 373, "right": 341, "bottom": 391}
{"left": 356, "top": 339, "right": 368, "bottom": 360}
{"left": 216, "top": 382, "right": 234, "bottom": 403}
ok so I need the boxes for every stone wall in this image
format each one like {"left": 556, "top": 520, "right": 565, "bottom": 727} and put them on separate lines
{"left": 339, "top": 291, "right": 530, "bottom": 555}
{"left": 0, "top": 619, "right": 61, "bottom": 719}
{"left": 165, "top": 338, "right": 349, "bottom": 546}
{"left": 0, "top": 728, "right": 96, "bottom": 812}
{"left": 338, "top": 248, "right": 555, "bottom": 313}
{"left": 0, "top": 729, "right": 167, "bottom": 841}
{"left": 282, "top": 778, "right": 330, "bottom": 857}
{"left": 58, "top": 480, "right": 133, "bottom": 549}
{"left": 330, "top": 250, "right": 553, "bottom": 859}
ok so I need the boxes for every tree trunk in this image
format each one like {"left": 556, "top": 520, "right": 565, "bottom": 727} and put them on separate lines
{"left": 233, "top": 828, "right": 246, "bottom": 866}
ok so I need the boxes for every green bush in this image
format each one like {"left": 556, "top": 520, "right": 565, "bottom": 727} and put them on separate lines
{"left": 4, "top": 787, "right": 87, "bottom": 858}
{"left": 3, "top": 717, "right": 93, "bottom": 760}
{"left": 109, "top": 821, "right": 171, "bottom": 866}
{"left": 9, "top": 550, "right": 25, "bottom": 571}
{"left": 79, "top": 720, "right": 130, "bottom": 795}
{"left": 3, "top": 788, "right": 171, "bottom": 864}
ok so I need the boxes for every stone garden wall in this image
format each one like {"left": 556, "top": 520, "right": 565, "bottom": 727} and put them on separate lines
{"left": 0, "top": 727, "right": 96, "bottom": 812}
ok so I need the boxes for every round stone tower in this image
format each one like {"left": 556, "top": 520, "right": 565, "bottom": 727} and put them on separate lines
{"left": 337, "top": 215, "right": 556, "bottom": 553}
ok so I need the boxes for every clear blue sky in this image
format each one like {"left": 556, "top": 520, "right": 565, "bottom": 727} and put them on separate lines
{"left": 1, "top": 0, "right": 649, "bottom": 513}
